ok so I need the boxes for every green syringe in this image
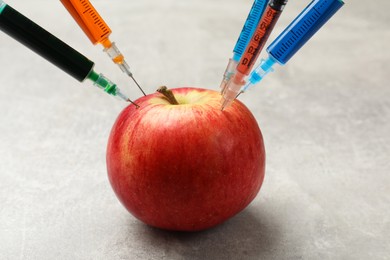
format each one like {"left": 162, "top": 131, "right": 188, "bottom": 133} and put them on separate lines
{"left": 0, "top": 1, "right": 138, "bottom": 106}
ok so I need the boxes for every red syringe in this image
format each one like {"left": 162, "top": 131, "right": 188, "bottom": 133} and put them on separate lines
{"left": 221, "top": 0, "right": 288, "bottom": 110}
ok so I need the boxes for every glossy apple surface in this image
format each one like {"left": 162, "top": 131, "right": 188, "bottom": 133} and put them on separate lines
{"left": 106, "top": 87, "right": 265, "bottom": 231}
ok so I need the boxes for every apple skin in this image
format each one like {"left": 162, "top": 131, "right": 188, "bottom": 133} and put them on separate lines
{"left": 106, "top": 87, "right": 265, "bottom": 231}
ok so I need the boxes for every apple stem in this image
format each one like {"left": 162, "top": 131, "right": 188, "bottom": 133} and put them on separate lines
{"left": 157, "top": 86, "right": 179, "bottom": 105}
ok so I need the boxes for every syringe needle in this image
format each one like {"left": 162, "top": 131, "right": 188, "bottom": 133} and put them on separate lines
{"left": 88, "top": 71, "right": 139, "bottom": 106}
{"left": 221, "top": 98, "right": 231, "bottom": 111}
{"left": 60, "top": 0, "right": 147, "bottom": 97}
{"left": 117, "top": 59, "right": 146, "bottom": 96}
{"left": 130, "top": 74, "right": 146, "bottom": 96}
{"left": 126, "top": 99, "right": 140, "bottom": 108}
{"left": 105, "top": 44, "right": 146, "bottom": 96}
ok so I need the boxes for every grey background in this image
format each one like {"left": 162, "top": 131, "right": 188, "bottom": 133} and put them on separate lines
{"left": 1, "top": 0, "right": 389, "bottom": 259}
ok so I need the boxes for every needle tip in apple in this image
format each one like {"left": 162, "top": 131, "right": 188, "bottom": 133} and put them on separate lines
{"left": 220, "top": 98, "right": 231, "bottom": 111}
{"left": 127, "top": 99, "right": 140, "bottom": 108}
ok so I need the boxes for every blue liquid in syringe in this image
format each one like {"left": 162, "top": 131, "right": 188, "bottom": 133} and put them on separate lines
{"left": 243, "top": 0, "right": 345, "bottom": 92}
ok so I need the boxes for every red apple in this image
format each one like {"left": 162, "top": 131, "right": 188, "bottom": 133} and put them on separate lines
{"left": 106, "top": 87, "right": 265, "bottom": 231}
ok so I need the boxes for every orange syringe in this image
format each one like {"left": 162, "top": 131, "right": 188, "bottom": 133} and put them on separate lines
{"left": 60, "top": 0, "right": 146, "bottom": 96}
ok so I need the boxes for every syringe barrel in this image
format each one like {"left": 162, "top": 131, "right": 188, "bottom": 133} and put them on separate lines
{"left": 267, "top": 0, "right": 344, "bottom": 65}
{"left": 236, "top": 0, "right": 288, "bottom": 76}
{"left": 0, "top": 3, "right": 94, "bottom": 82}
{"left": 232, "top": 0, "right": 268, "bottom": 61}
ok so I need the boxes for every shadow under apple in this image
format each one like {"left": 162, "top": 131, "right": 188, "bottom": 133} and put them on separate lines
{"left": 131, "top": 206, "right": 281, "bottom": 259}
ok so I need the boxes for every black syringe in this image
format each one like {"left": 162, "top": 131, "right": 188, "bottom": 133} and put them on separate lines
{"left": 0, "top": 1, "right": 137, "bottom": 106}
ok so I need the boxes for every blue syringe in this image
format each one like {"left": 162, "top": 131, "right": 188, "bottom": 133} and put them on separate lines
{"left": 219, "top": 0, "right": 268, "bottom": 93}
{"left": 241, "top": 0, "right": 345, "bottom": 94}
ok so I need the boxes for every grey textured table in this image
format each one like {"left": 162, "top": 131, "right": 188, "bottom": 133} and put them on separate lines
{"left": 1, "top": 0, "right": 389, "bottom": 259}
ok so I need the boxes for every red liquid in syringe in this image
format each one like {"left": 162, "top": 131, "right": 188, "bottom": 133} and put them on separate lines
{"left": 233, "top": 2, "right": 285, "bottom": 84}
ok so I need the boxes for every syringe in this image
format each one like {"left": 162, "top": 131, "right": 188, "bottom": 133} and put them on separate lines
{"left": 219, "top": 0, "right": 268, "bottom": 93}
{"left": 0, "top": 1, "right": 138, "bottom": 106}
{"left": 221, "top": 0, "right": 288, "bottom": 110}
{"left": 60, "top": 0, "right": 146, "bottom": 96}
{"left": 241, "top": 0, "right": 345, "bottom": 94}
